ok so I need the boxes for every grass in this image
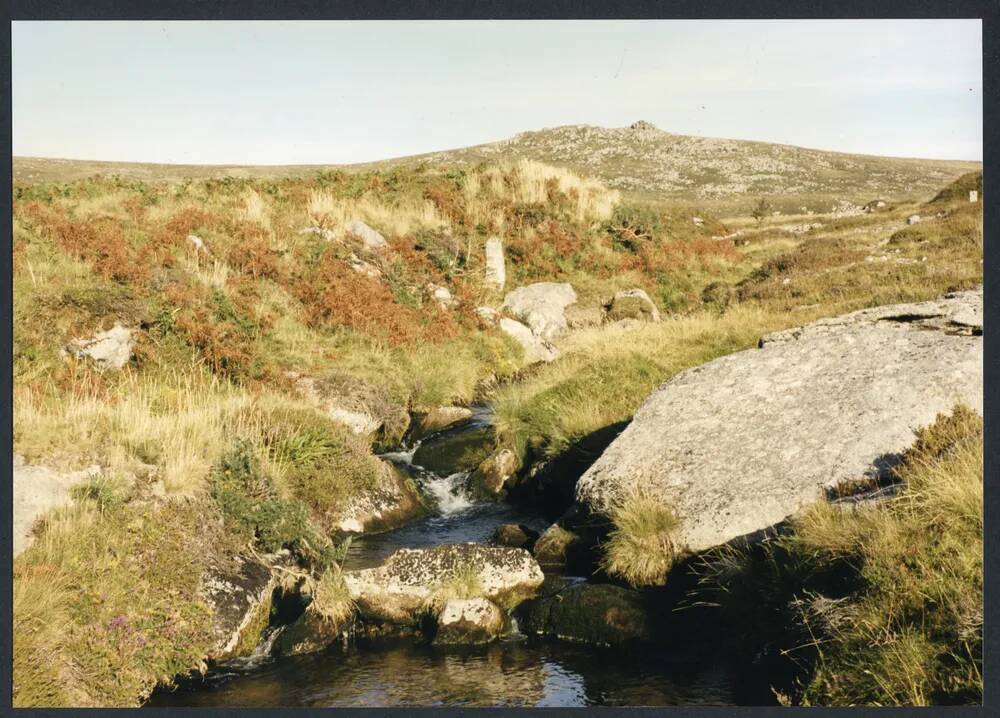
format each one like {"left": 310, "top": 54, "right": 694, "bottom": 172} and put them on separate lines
{"left": 600, "top": 488, "right": 679, "bottom": 587}
{"left": 695, "top": 406, "right": 983, "bottom": 706}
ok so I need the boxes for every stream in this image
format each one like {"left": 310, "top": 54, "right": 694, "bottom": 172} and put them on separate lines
{"left": 147, "top": 412, "right": 740, "bottom": 707}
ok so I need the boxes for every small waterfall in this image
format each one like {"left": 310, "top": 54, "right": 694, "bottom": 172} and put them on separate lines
{"left": 224, "top": 625, "right": 285, "bottom": 672}
{"left": 424, "top": 471, "right": 474, "bottom": 515}
{"left": 379, "top": 440, "right": 422, "bottom": 466}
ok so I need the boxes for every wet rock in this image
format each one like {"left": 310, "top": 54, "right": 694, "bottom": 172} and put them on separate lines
{"left": 331, "top": 463, "right": 427, "bottom": 535}
{"left": 575, "top": 288, "right": 983, "bottom": 559}
{"left": 532, "top": 525, "right": 580, "bottom": 566}
{"left": 433, "top": 597, "right": 504, "bottom": 644}
{"left": 468, "top": 448, "right": 518, "bottom": 497}
{"left": 200, "top": 554, "right": 281, "bottom": 661}
{"left": 503, "top": 282, "right": 578, "bottom": 341}
{"left": 343, "top": 544, "right": 544, "bottom": 625}
{"left": 489, "top": 523, "right": 540, "bottom": 551}
{"left": 65, "top": 323, "right": 134, "bottom": 370}
{"left": 412, "top": 424, "right": 493, "bottom": 475}
{"left": 519, "top": 581, "right": 652, "bottom": 646}
{"left": 347, "top": 219, "right": 388, "bottom": 250}
{"left": 485, "top": 237, "right": 506, "bottom": 290}
{"left": 13, "top": 461, "right": 101, "bottom": 557}
{"left": 411, "top": 406, "right": 474, "bottom": 440}
{"left": 499, "top": 317, "right": 559, "bottom": 364}
{"left": 606, "top": 288, "right": 660, "bottom": 323}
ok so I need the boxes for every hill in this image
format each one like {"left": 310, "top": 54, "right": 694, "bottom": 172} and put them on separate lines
{"left": 14, "top": 122, "right": 980, "bottom": 215}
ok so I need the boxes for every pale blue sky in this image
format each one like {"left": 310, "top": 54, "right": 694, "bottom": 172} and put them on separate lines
{"left": 12, "top": 19, "right": 982, "bottom": 164}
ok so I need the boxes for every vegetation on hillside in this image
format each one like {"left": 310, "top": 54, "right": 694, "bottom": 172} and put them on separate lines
{"left": 12, "top": 158, "right": 983, "bottom": 706}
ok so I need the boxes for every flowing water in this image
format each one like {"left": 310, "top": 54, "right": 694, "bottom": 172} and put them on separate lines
{"left": 147, "top": 413, "right": 741, "bottom": 707}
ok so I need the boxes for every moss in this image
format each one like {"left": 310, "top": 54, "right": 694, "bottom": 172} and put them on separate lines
{"left": 230, "top": 589, "right": 274, "bottom": 658}
{"left": 411, "top": 424, "right": 494, "bottom": 475}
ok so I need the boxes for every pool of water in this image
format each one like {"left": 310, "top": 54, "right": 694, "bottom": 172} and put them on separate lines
{"left": 149, "top": 638, "right": 735, "bottom": 707}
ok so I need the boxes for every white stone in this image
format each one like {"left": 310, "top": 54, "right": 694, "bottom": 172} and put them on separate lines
{"left": 499, "top": 317, "right": 559, "bottom": 364}
{"left": 970, "top": 190, "right": 978, "bottom": 203}
{"left": 907, "top": 214, "right": 922, "bottom": 225}
{"left": 187, "top": 234, "right": 206, "bottom": 252}
{"left": 502, "top": 282, "right": 578, "bottom": 341}
{"left": 428, "top": 284, "right": 456, "bottom": 308}
{"left": 485, "top": 237, "right": 506, "bottom": 290}
{"left": 66, "top": 323, "right": 134, "bottom": 370}
{"left": 347, "top": 219, "right": 388, "bottom": 250}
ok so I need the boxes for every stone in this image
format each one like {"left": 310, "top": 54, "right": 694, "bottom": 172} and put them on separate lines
{"left": 606, "top": 288, "right": 660, "bottom": 322}
{"left": 565, "top": 304, "right": 605, "bottom": 330}
{"left": 342, "top": 544, "right": 544, "bottom": 625}
{"left": 574, "top": 288, "right": 983, "bottom": 559}
{"left": 499, "top": 317, "right": 559, "bottom": 364}
{"left": 692, "top": 216, "right": 705, "bottom": 226}
{"left": 187, "top": 234, "right": 206, "bottom": 252}
{"left": 428, "top": 283, "right": 456, "bottom": 309}
{"left": 469, "top": 448, "right": 519, "bottom": 497}
{"left": 66, "top": 323, "right": 134, "bottom": 370}
{"left": 13, "top": 461, "right": 101, "bottom": 557}
{"left": 502, "top": 282, "right": 578, "bottom": 341}
{"left": 475, "top": 306, "right": 500, "bottom": 325}
{"left": 330, "top": 463, "right": 426, "bottom": 535}
{"left": 346, "top": 219, "right": 388, "bottom": 250}
{"left": 290, "top": 371, "right": 409, "bottom": 447}
{"left": 519, "top": 581, "right": 651, "bottom": 646}
{"left": 412, "top": 406, "right": 474, "bottom": 440}
{"left": 485, "top": 237, "right": 506, "bottom": 290}
{"left": 532, "top": 524, "right": 580, "bottom": 566}
{"left": 200, "top": 554, "right": 279, "bottom": 661}
{"left": 349, "top": 253, "right": 381, "bottom": 278}
{"left": 907, "top": 214, "right": 922, "bottom": 225}
{"left": 433, "top": 597, "right": 504, "bottom": 644}
{"left": 489, "top": 523, "right": 540, "bottom": 551}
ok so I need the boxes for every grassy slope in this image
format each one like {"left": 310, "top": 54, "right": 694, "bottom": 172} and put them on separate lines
{"left": 11, "top": 157, "right": 982, "bottom": 706}
{"left": 14, "top": 122, "right": 980, "bottom": 214}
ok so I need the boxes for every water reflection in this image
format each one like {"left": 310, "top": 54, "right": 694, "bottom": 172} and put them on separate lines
{"left": 149, "top": 638, "right": 734, "bottom": 707}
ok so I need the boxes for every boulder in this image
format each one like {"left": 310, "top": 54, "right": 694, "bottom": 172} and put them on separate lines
{"left": 330, "top": 462, "right": 426, "bottom": 535}
{"left": 13, "top": 460, "right": 101, "bottom": 557}
{"left": 575, "top": 288, "right": 983, "bottom": 559}
{"left": 489, "top": 523, "right": 540, "bottom": 551}
{"left": 606, "top": 289, "right": 660, "bottom": 323}
{"left": 428, "top": 283, "right": 456, "bottom": 309}
{"left": 532, "top": 524, "right": 580, "bottom": 566}
{"left": 347, "top": 219, "right": 388, "bottom": 250}
{"left": 502, "top": 282, "right": 578, "bottom": 341}
{"left": 342, "top": 544, "right": 544, "bottom": 625}
{"left": 411, "top": 424, "right": 493, "bottom": 475}
{"left": 468, "top": 449, "right": 518, "bottom": 497}
{"left": 485, "top": 237, "right": 506, "bottom": 290}
{"left": 475, "top": 306, "right": 500, "bottom": 325}
{"left": 499, "top": 317, "right": 559, "bottom": 364}
{"left": 907, "top": 214, "right": 922, "bottom": 225}
{"left": 433, "top": 597, "right": 504, "bottom": 644}
{"left": 199, "top": 554, "right": 280, "bottom": 661}
{"left": 66, "top": 323, "right": 134, "bottom": 370}
{"left": 290, "top": 372, "right": 409, "bottom": 448}
{"left": 411, "top": 406, "right": 474, "bottom": 440}
{"left": 519, "top": 580, "right": 652, "bottom": 646}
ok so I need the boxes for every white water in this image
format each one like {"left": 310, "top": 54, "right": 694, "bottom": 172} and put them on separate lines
{"left": 379, "top": 441, "right": 422, "bottom": 465}
{"left": 424, "top": 471, "right": 475, "bottom": 515}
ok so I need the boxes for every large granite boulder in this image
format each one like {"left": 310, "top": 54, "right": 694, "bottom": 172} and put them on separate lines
{"left": 346, "top": 219, "right": 388, "bottom": 250}
{"left": 575, "top": 288, "right": 983, "bottom": 558}
{"left": 342, "top": 543, "right": 544, "bottom": 625}
{"left": 606, "top": 288, "right": 660, "bottom": 323}
{"left": 329, "top": 462, "right": 426, "bottom": 535}
{"left": 502, "top": 282, "right": 578, "bottom": 341}
{"left": 199, "top": 554, "right": 282, "bottom": 661}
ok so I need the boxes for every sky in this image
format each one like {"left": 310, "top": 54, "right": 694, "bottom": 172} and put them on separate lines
{"left": 11, "top": 19, "right": 982, "bottom": 165}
